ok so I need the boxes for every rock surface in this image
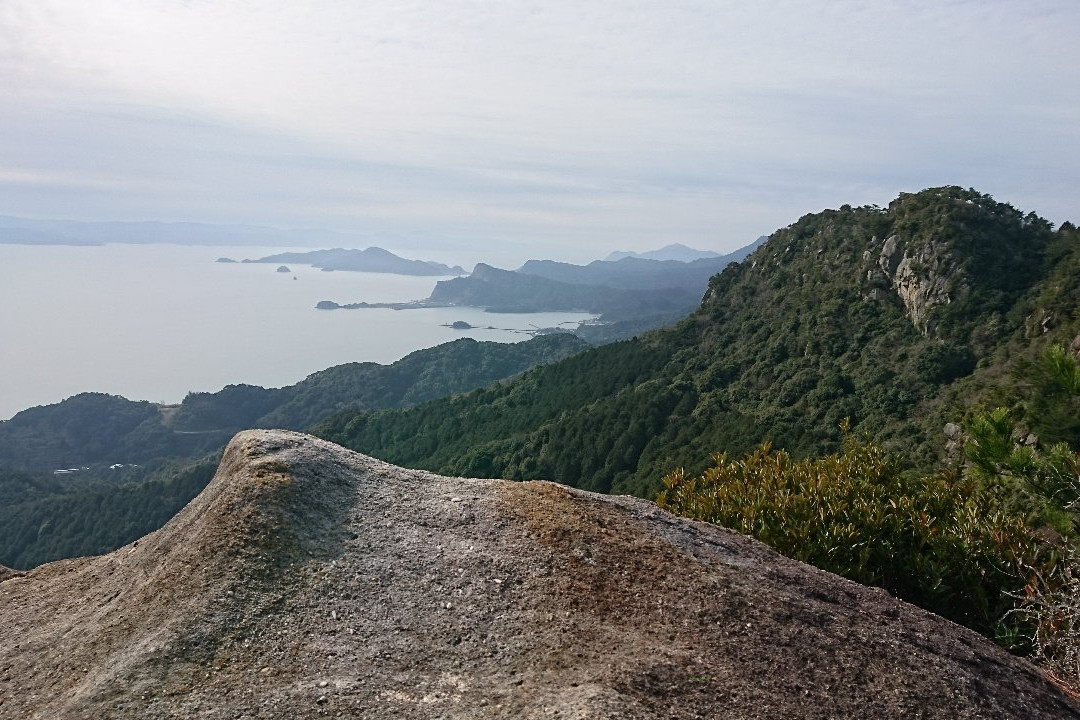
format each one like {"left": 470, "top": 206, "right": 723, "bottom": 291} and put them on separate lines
{"left": 876, "top": 234, "right": 959, "bottom": 335}
{"left": 1, "top": 429, "right": 1078, "bottom": 719}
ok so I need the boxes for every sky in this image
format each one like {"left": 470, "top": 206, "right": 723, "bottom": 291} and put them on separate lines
{"left": 1, "top": 0, "right": 1077, "bottom": 266}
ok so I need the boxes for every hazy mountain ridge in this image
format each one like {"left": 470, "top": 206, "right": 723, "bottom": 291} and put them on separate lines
{"left": 429, "top": 262, "right": 704, "bottom": 321}
{"left": 516, "top": 245, "right": 755, "bottom": 291}
{"left": 605, "top": 242, "right": 722, "bottom": 262}
{"left": 2, "top": 429, "right": 1074, "bottom": 719}
{"left": 605, "top": 238, "right": 767, "bottom": 262}
{"left": 305, "top": 238, "right": 765, "bottom": 343}
{"left": 318, "top": 187, "right": 1078, "bottom": 496}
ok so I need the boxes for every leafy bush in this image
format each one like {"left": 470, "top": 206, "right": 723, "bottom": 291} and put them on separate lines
{"left": 656, "top": 428, "right": 1060, "bottom": 638}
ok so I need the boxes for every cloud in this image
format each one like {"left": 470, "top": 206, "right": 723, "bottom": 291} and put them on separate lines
{"left": 0, "top": 0, "right": 1077, "bottom": 263}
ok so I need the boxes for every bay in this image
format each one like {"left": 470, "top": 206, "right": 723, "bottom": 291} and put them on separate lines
{"left": 0, "top": 244, "right": 593, "bottom": 421}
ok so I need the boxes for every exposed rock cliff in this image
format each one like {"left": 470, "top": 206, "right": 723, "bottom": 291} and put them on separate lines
{"left": 874, "top": 233, "right": 961, "bottom": 336}
{"left": 1, "top": 430, "right": 1076, "bottom": 719}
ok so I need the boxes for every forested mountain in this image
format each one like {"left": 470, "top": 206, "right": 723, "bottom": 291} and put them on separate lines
{"left": 430, "top": 236, "right": 764, "bottom": 318}
{"left": 0, "top": 334, "right": 586, "bottom": 473}
{"left": 428, "top": 263, "right": 704, "bottom": 321}
{"left": 0, "top": 334, "right": 587, "bottom": 569}
{"left": 318, "top": 187, "right": 1080, "bottom": 497}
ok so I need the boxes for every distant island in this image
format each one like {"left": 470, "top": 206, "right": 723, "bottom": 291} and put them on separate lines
{"left": 241, "top": 247, "right": 466, "bottom": 276}
{"left": 315, "top": 299, "right": 440, "bottom": 310}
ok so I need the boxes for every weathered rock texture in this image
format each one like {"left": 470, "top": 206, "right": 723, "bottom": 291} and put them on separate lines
{"left": 876, "top": 234, "right": 960, "bottom": 335}
{"left": 1, "top": 429, "right": 1078, "bottom": 719}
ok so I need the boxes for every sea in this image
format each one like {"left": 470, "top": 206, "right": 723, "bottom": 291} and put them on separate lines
{"left": 0, "top": 244, "right": 594, "bottom": 421}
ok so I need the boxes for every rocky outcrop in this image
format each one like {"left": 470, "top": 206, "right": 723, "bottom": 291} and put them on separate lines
{"left": 1, "top": 429, "right": 1077, "bottom": 719}
{"left": 0, "top": 565, "right": 21, "bottom": 584}
{"left": 876, "top": 234, "right": 961, "bottom": 335}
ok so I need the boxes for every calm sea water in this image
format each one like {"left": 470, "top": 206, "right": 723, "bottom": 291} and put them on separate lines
{"left": 0, "top": 244, "right": 593, "bottom": 421}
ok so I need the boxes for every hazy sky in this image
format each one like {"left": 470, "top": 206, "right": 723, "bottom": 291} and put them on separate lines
{"left": 1, "top": 0, "right": 1077, "bottom": 265}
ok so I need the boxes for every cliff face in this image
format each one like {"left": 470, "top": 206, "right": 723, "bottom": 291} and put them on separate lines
{"left": 874, "top": 233, "right": 960, "bottom": 336}
{"left": 0, "top": 429, "right": 1076, "bottom": 719}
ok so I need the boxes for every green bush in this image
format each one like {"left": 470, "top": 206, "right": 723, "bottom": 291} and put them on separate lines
{"left": 656, "top": 428, "right": 1060, "bottom": 639}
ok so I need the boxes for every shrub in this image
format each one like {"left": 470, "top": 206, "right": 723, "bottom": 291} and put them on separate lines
{"left": 1017, "top": 556, "right": 1080, "bottom": 693}
{"left": 656, "top": 428, "right": 1060, "bottom": 639}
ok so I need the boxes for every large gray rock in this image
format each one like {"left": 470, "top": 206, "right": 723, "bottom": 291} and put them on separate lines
{"left": 1, "top": 430, "right": 1076, "bottom": 719}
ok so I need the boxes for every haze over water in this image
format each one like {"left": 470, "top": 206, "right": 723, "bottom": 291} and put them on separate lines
{"left": 0, "top": 244, "right": 592, "bottom": 421}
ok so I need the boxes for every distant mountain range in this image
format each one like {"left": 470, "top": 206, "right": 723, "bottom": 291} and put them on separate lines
{"left": 604, "top": 239, "right": 765, "bottom": 262}
{"left": 418, "top": 239, "right": 764, "bottom": 341}
{"left": 312, "top": 237, "right": 766, "bottom": 342}
{"left": 236, "top": 247, "right": 467, "bottom": 276}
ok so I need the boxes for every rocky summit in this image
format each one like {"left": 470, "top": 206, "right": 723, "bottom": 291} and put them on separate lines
{"left": 1, "top": 430, "right": 1077, "bottom": 719}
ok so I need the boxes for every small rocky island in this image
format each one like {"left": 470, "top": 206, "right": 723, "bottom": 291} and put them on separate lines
{"left": 276, "top": 265, "right": 291, "bottom": 273}
{"left": 242, "top": 247, "right": 466, "bottom": 276}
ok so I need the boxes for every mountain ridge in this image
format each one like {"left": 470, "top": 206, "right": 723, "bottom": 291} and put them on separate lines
{"left": 429, "top": 262, "right": 704, "bottom": 321}
{"left": 319, "top": 187, "right": 1078, "bottom": 496}
{"left": 0, "top": 334, "right": 586, "bottom": 474}
{"left": 0, "top": 335, "right": 589, "bottom": 570}
{"left": 516, "top": 251, "right": 748, "bottom": 291}
{"left": 606, "top": 242, "right": 722, "bottom": 262}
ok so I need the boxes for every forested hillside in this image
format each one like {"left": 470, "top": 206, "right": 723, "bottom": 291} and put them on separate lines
{"left": 319, "top": 187, "right": 1079, "bottom": 497}
{"left": 0, "top": 334, "right": 586, "bottom": 472}
{"left": 0, "top": 334, "right": 587, "bottom": 568}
